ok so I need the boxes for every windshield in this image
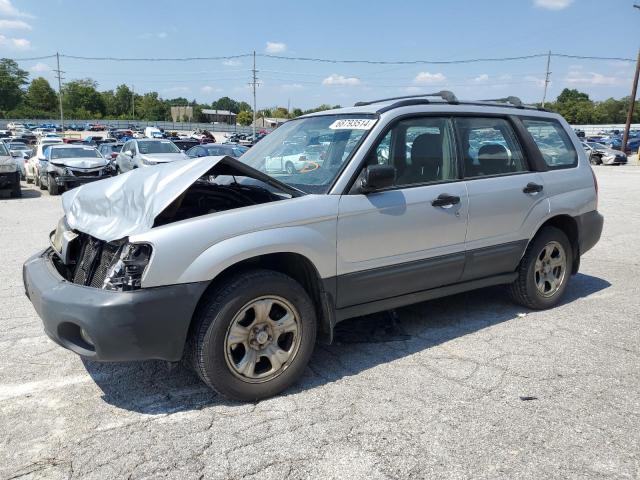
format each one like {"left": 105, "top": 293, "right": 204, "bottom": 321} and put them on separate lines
{"left": 9, "top": 142, "right": 27, "bottom": 149}
{"left": 238, "top": 114, "right": 375, "bottom": 193}
{"left": 50, "top": 147, "right": 101, "bottom": 159}
{"left": 138, "top": 140, "right": 180, "bottom": 154}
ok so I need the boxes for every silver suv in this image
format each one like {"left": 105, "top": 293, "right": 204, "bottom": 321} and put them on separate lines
{"left": 23, "top": 92, "right": 603, "bottom": 401}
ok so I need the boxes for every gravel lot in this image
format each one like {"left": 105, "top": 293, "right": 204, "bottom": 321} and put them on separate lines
{"left": 0, "top": 166, "right": 638, "bottom": 480}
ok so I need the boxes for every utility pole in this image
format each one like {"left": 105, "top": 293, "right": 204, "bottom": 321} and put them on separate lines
{"left": 250, "top": 50, "right": 258, "bottom": 139}
{"left": 131, "top": 85, "right": 135, "bottom": 119}
{"left": 622, "top": 5, "right": 640, "bottom": 154}
{"left": 53, "top": 52, "right": 64, "bottom": 130}
{"left": 541, "top": 50, "right": 551, "bottom": 108}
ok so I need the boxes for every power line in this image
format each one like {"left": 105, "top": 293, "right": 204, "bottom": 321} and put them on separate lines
{"left": 10, "top": 52, "right": 636, "bottom": 64}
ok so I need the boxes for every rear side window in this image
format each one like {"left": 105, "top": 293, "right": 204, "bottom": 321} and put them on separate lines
{"left": 455, "top": 117, "right": 528, "bottom": 178}
{"left": 522, "top": 118, "right": 578, "bottom": 169}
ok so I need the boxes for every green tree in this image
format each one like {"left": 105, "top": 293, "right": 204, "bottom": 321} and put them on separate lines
{"left": 291, "top": 108, "right": 303, "bottom": 118}
{"left": 212, "top": 96, "right": 240, "bottom": 113}
{"left": 113, "top": 84, "right": 134, "bottom": 116}
{"left": 272, "top": 107, "right": 289, "bottom": 118}
{"left": 25, "top": 77, "right": 57, "bottom": 113}
{"left": 237, "top": 110, "right": 253, "bottom": 126}
{"left": 237, "top": 101, "right": 252, "bottom": 112}
{"left": 0, "top": 58, "right": 28, "bottom": 113}
{"left": 62, "top": 79, "right": 106, "bottom": 117}
{"left": 136, "top": 92, "right": 169, "bottom": 121}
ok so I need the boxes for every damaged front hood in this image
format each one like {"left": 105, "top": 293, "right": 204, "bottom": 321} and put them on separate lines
{"left": 63, "top": 157, "right": 226, "bottom": 241}
{"left": 51, "top": 157, "right": 108, "bottom": 169}
{"left": 62, "top": 156, "right": 301, "bottom": 242}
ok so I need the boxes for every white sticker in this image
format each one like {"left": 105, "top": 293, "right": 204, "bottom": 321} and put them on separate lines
{"left": 329, "top": 119, "right": 377, "bottom": 130}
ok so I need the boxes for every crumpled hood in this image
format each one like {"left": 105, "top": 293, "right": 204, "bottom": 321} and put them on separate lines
{"left": 141, "top": 153, "right": 187, "bottom": 163}
{"left": 51, "top": 157, "right": 108, "bottom": 169}
{"left": 62, "top": 156, "right": 225, "bottom": 241}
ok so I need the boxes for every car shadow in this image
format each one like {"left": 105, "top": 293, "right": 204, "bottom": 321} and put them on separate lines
{"left": 82, "top": 273, "right": 610, "bottom": 413}
{"left": 0, "top": 186, "right": 42, "bottom": 199}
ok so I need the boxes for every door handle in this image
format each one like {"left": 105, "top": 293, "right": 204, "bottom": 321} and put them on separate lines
{"left": 432, "top": 194, "right": 461, "bottom": 208}
{"left": 523, "top": 182, "right": 543, "bottom": 194}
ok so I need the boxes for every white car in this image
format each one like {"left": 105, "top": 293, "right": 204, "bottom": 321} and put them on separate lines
{"left": 115, "top": 139, "right": 187, "bottom": 173}
{"left": 264, "top": 143, "right": 327, "bottom": 174}
{"left": 25, "top": 141, "right": 63, "bottom": 186}
{"left": 7, "top": 122, "right": 26, "bottom": 131}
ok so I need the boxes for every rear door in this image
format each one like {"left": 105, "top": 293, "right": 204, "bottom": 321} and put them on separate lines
{"left": 454, "top": 116, "right": 547, "bottom": 281}
{"left": 336, "top": 116, "right": 468, "bottom": 308}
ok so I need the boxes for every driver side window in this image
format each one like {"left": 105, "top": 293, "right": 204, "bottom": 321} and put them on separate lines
{"left": 369, "top": 117, "right": 458, "bottom": 187}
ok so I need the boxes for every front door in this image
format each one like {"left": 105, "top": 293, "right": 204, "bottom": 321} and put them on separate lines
{"left": 336, "top": 116, "right": 468, "bottom": 308}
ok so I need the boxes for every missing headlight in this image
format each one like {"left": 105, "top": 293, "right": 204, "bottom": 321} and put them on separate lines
{"left": 103, "top": 243, "right": 152, "bottom": 291}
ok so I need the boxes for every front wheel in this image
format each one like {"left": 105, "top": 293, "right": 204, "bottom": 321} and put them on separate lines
{"left": 47, "top": 175, "right": 60, "bottom": 195}
{"left": 38, "top": 174, "right": 46, "bottom": 190}
{"left": 509, "top": 226, "right": 573, "bottom": 309}
{"left": 285, "top": 161, "right": 295, "bottom": 174}
{"left": 189, "top": 269, "right": 317, "bottom": 401}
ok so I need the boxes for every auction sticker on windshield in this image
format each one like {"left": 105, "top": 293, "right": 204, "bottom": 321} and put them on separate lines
{"left": 329, "top": 119, "right": 377, "bottom": 130}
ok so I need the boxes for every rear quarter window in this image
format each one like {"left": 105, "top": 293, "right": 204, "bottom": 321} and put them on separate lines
{"left": 522, "top": 118, "right": 578, "bottom": 169}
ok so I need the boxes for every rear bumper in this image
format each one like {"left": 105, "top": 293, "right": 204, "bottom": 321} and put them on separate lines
{"left": 23, "top": 249, "right": 209, "bottom": 362}
{"left": 576, "top": 210, "right": 604, "bottom": 255}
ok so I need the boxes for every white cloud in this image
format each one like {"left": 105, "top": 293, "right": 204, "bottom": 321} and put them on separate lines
{"left": 0, "top": 0, "right": 32, "bottom": 17}
{"left": 533, "top": 0, "right": 573, "bottom": 10}
{"left": 223, "top": 59, "right": 242, "bottom": 67}
{"left": 265, "top": 41, "right": 287, "bottom": 54}
{"left": 0, "top": 35, "right": 30, "bottom": 49}
{"left": 29, "top": 62, "right": 49, "bottom": 72}
{"left": 322, "top": 74, "right": 361, "bottom": 86}
{"left": 565, "top": 71, "right": 621, "bottom": 86}
{"left": 138, "top": 32, "right": 168, "bottom": 40}
{"left": 525, "top": 75, "right": 546, "bottom": 87}
{"left": 474, "top": 74, "right": 489, "bottom": 83}
{"left": 0, "top": 19, "right": 31, "bottom": 30}
{"left": 281, "top": 83, "right": 304, "bottom": 90}
{"left": 413, "top": 71, "right": 446, "bottom": 85}
{"left": 201, "top": 85, "right": 222, "bottom": 94}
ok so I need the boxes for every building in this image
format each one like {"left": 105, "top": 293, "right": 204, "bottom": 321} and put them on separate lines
{"left": 201, "top": 109, "right": 237, "bottom": 124}
{"left": 170, "top": 106, "right": 193, "bottom": 123}
{"left": 252, "top": 117, "right": 288, "bottom": 129}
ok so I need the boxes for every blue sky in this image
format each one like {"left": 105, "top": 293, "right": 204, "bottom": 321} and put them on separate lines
{"left": 0, "top": 0, "right": 638, "bottom": 109}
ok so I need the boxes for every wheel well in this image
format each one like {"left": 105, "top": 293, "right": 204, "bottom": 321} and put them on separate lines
{"left": 191, "top": 252, "right": 334, "bottom": 344}
{"left": 535, "top": 215, "right": 580, "bottom": 274}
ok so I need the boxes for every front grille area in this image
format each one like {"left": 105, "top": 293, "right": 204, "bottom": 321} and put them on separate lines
{"left": 70, "top": 169, "right": 101, "bottom": 177}
{"left": 71, "top": 236, "right": 120, "bottom": 287}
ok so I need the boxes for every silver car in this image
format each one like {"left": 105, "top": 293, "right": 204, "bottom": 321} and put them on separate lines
{"left": 39, "top": 144, "right": 113, "bottom": 195}
{"left": 23, "top": 92, "right": 603, "bottom": 401}
{"left": 115, "top": 138, "right": 187, "bottom": 173}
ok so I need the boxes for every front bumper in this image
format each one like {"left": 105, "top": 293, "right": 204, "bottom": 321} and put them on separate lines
{"left": 53, "top": 173, "right": 112, "bottom": 187}
{"left": 23, "top": 249, "right": 209, "bottom": 362}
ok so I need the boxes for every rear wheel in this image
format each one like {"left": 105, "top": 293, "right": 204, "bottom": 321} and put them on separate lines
{"left": 26, "top": 174, "right": 33, "bottom": 184}
{"left": 38, "top": 174, "right": 46, "bottom": 190}
{"left": 509, "top": 227, "right": 572, "bottom": 309}
{"left": 189, "top": 269, "right": 316, "bottom": 401}
{"left": 285, "top": 161, "right": 295, "bottom": 174}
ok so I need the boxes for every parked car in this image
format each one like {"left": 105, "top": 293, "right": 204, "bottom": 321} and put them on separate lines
{"left": 38, "top": 144, "right": 114, "bottom": 195}
{"left": 5, "top": 141, "right": 32, "bottom": 179}
{"left": 185, "top": 143, "right": 248, "bottom": 159}
{"left": 115, "top": 139, "right": 187, "bottom": 173}
{"left": 582, "top": 142, "right": 627, "bottom": 165}
{"left": 23, "top": 93, "right": 603, "bottom": 401}
{"left": 25, "top": 140, "right": 63, "bottom": 186}
{"left": 171, "top": 138, "right": 200, "bottom": 151}
{"left": 0, "top": 141, "right": 21, "bottom": 197}
{"left": 97, "top": 142, "right": 124, "bottom": 163}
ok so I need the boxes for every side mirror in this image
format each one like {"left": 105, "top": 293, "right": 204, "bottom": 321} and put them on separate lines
{"left": 10, "top": 151, "right": 19, "bottom": 158}
{"left": 360, "top": 164, "right": 396, "bottom": 193}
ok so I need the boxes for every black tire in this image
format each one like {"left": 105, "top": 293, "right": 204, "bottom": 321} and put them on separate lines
{"left": 189, "top": 269, "right": 317, "bottom": 401}
{"left": 509, "top": 226, "right": 573, "bottom": 310}
{"left": 38, "top": 174, "right": 46, "bottom": 190}
{"left": 285, "top": 161, "right": 295, "bottom": 174}
{"left": 10, "top": 172, "right": 21, "bottom": 198}
{"left": 26, "top": 175, "right": 33, "bottom": 184}
{"left": 47, "top": 175, "right": 60, "bottom": 195}
{"left": 589, "top": 155, "right": 601, "bottom": 165}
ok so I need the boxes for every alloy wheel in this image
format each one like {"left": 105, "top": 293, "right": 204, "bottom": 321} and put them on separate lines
{"left": 534, "top": 241, "right": 567, "bottom": 297}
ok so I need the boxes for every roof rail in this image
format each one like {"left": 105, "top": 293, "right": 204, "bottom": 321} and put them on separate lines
{"left": 480, "top": 96, "right": 525, "bottom": 108}
{"left": 354, "top": 90, "right": 458, "bottom": 107}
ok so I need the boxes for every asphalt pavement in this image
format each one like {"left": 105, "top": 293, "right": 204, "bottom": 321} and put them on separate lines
{"left": 0, "top": 166, "right": 638, "bottom": 479}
